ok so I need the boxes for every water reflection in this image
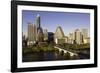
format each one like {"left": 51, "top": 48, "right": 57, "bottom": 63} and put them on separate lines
{"left": 22, "top": 50, "right": 90, "bottom": 62}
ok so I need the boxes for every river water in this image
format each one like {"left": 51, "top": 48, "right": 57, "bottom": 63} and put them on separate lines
{"left": 22, "top": 51, "right": 90, "bottom": 62}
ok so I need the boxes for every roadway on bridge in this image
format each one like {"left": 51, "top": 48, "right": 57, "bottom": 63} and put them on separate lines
{"left": 54, "top": 46, "right": 78, "bottom": 56}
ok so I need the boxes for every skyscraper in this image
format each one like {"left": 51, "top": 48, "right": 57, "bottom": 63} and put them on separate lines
{"left": 28, "top": 22, "right": 34, "bottom": 42}
{"left": 81, "top": 29, "right": 88, "bottom": 44}
{"left": 35, "top": 14, "right": 44, "bottom": 42}
{"left": 48, "top": 32, "right": 54, "bottom": 43}
{"left": 75, "top": 29, "right": 82, "bottom": 44}
{"left": 27, "top": 14, "right": 44, "bottom": 45}
{"left": 54, "top": 26, "right": 64, "bottom": 39}
{"left": 37, "top": 27, "right": 44, "bottom": 42}
{"left": 81, "top": 29, "right": 88, "bottom": 39}
{"left": 33, "top": 24, "right": 37, "bottom": 42}
{"left": 43, "top": 29, "right": 48, "bottom": 41}
{"left": 54, "top": 26, "right": 65, "bottom": 44}
{"left": 36, "top": 14, "right": 41, "bottom": 28}
{"left": 68, "top": 33, "right": 75, "bottom": 44}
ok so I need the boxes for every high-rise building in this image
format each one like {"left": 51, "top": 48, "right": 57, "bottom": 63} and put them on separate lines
{"left": 36, "top": 14, "right": 41, "bottom": 28}
{"left": 81, "top": 29, "right": 88, "bottom": 44}
{"left": 27, "top": 22, "right": 35, "bottom": 45}
{"left": 54, "top": 26, "right": 64, "bottom": 39}
{"left": 81, "top": 29, "right": 88, "bottom": 39}
{"left": 68, "top": 33, "right": 75, "bottom": 44}
{"left": 54, "top": 26, "right": 65, "bottom": 44}
{"left": 28, "top": 22, "right": 34, "bottom": 42}
{"left": 35, "top": 14, "right": 44, "bottom": 42}
{"left": 27, "top": 14, "right": 44, "bottom": 45}
{"left": 75, "top": 29, "right": 83, "bottom": 44}
{"left": 43, "top": 29, "right": 48, "bottom": 41}
{"left": 37, "top": 27, "right": 44, "bottom": 42}
{"left": 22, "top": 34, "right": 27, "bottom": 47}
{"left": 33, "top": 24, "right": 37, "bottom": 42}
{"left": 48, "top": 32, "right": 54, "bottom": 43}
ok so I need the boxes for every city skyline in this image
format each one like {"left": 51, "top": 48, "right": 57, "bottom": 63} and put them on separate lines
{"left": 22, "top": 10, "right": 90, "bottom": 37}
{"left": 22, "top": 11, "right": 90, "bottom": 62}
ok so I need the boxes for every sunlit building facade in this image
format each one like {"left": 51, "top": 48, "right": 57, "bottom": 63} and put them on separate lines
{"left": 83, "top": 37, "right": 90, "bottom": 44}
{"left": 43, "top": 29, "right": 48, "bottom": 41}
{"left": 54, "top": 26, "right": 65, "bottom": 44}
{"left": 81, "top": 29, "right": 88, "bottom": 39}
{"left": 75, "top": 29, "right": 83, "bottom": 44}
{"left": 28, "top": 23, "right": 34, "bottom": 42}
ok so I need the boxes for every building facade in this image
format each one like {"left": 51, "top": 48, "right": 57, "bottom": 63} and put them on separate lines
{"left": 35, "top": 14, "right": 44, "bottom": 42}
{"left": 43, "top": 29, "right": 48, "bottom": 41}
{"left": 75, "top": 29, "right": 83, "bottom": 44}
{"left": 28, "top": 23, "right": 34, "bottom": 42}
{"left": 48, "top": 32, "right": 54, "bottom": 43}
{"left": 81, "top": 29, "right": 88, "bottom": 39}
{"left": 27, "top": 22, "right": 34, "bottom": 45}
{"left": 68, "top": 33, "right": 75, "bottom": 44}
{"left": 54, "top": 26, "right": 65, "bottom": 44}
{"left": 27, "top": 14, "right": 44, "bottom": 45}
{"left": 81, "top": 29, "right": 88, "bottom": 44}
{"left": 83, "top": 37, "right": 90, "bottom": 44}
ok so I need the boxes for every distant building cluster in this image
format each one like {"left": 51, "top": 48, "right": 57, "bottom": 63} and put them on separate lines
{"left": 23, "top": 14, "right": 54, "bottom": 46}
{"left": 22, "top": 14, "right": 90, "bottom": 46}
{"left": 54, "top": 26, "right": 90, "bottom": 44}
{"left": 27, "top": 14, "right": 44, "bottom": 45}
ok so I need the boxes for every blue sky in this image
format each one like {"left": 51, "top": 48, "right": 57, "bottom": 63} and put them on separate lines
{"left": 22, "top": 10, "right": 90, "bottom": 36}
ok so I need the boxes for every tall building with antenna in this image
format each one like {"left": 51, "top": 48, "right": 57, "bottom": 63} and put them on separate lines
{"left": 35, "top": 14, "right": 44, "bottom": 42}
{"left": 27, "top": 14, "right": 44, "bottom": 45}
{"left": 36, "top": 14, "right": 41, "bottom": 28}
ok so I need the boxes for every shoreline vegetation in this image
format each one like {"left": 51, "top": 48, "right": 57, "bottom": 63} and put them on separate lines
{"left": 23, "top": 43, "right": 90, "bottom": 54}
{"left": 22, "top": 43, "right": 90, "bottom": 62}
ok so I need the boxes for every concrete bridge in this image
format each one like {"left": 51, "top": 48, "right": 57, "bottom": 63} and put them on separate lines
{"left": 54, "top": 46, "right": 78, "bottom": 57}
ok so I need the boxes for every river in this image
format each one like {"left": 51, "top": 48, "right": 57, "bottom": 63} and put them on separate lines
{"left": 22, "top": 50, "right": 90, "bottom": 62}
